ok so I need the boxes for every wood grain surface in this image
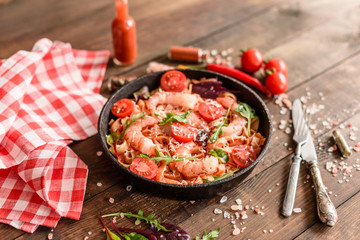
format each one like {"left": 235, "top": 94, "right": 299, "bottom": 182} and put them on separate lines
{"left": 1, "top": 0, "right": 360, "bottom": 239}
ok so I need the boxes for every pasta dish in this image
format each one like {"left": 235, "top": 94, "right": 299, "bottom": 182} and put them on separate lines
{"left": 106, "top": 70, "right": 265, "bottom": 185}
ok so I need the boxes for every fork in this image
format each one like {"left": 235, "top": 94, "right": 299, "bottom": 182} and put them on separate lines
{"left": 281, "top": 113, "right": 309, "bottom": 217}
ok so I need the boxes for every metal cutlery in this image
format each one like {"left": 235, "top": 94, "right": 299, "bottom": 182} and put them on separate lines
{"left": 282, "top": 99, "right": 309, "bottom": 217}
{"left": 300, "top": 119, "right": 338, "bottom": 226}
{"left": 282, "top": 98, "right": 338, "bottom": 226}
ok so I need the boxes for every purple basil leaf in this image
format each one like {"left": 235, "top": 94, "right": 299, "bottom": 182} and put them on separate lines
{"left": 134, "top": 86, "right": 150, "bottom": 103}
{"left": 145, "top": 223, "right": 190, "bottom": 240}
{"left": 192, "top": 81, "right": 235, "bottom": 99}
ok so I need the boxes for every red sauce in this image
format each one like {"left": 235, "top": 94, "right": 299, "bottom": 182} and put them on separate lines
{"left": 111, "top": 0, "right": 137, "bottom": 65}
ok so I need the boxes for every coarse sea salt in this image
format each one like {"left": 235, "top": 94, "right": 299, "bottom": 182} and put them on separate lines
{"left": 220, "top": 196, "right": 228, "bottom": 203}
{"left": 293, "top": 208, "right": 302, "bottom": 213}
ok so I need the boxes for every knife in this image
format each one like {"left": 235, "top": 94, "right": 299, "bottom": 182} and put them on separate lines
{"left": 301, "top": 129, "right": 338, "bottom": 226}
{"left": 282, "top": 99, "right": 308, "bottom": 217}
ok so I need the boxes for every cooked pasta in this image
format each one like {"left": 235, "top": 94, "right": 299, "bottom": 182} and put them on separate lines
{"left": 107, "top": 73, "right": 266, "bottom": 185}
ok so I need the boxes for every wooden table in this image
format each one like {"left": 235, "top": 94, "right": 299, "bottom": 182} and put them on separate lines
{"left": 1, "top": 0, "right": 360, "bottom": 239}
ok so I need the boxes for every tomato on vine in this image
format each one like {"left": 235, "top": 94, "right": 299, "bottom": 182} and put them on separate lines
{"left": 241, "top": 48, "right": 263, "bottom": 73}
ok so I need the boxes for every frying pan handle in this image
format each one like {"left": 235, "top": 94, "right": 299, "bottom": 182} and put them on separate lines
{"left": 308, "top": 160, "right": 338, "bottom": 226}
{"left": 282, "top": 154, "right": 301, "bottom": 217}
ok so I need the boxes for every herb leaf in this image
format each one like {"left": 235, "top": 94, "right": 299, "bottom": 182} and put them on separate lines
{"left": 106, "top": 132, "right": 119, "bottom": 146}
{"left": 133, "top": 86, "right": 150, "bottom": 103}
{"left": 102, "top": 210, "right": 171, "bottom": 232}
{"left": 192, "top": 80, "right": 238, "bottom": 99}
{"left": 234, "top": 103, "right": 258, "bottom": 136}
{"left": 208, "top": 149, "right": 229, "bottom": 163}
{"left": 158, "top": 110, "right": 192, "bottom": 126}
{"left": 140, "top": 150, "right": 196, "bottom": 165}
{"left": 124, "top": 210, "right": 170, "bottom": 232}
{"left": 203, "top": 169, "right": 240, "bottom": 183}
{"left": 209, "top": 107, "right": 231, "bottom": 143}
{"left": 120, "top": 232, "right": 149, "bottom": 240}
{"left": 195, "top": 228, "right": 221, "bottom": 240}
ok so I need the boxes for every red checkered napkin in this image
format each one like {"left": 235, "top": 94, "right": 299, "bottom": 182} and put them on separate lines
{"left": 0, "top": 38, "right": 110, "bottom": 233}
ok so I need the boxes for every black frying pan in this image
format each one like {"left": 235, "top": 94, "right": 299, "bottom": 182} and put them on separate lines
{"left": 98, "top": 69, "right": 272, "bottom": 200}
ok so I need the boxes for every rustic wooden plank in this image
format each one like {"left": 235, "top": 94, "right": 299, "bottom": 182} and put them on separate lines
{"left": 0, "top": 224, "right": 24, "bottom": 240}
{"left": 296, "top": 191, "right": 360, "bottom": 240}
{"left": 0, "top": 0, "right": 283, "bottom": 58}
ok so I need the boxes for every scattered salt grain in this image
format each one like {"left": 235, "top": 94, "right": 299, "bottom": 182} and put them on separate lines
{"left": 96, "top": 151, "right": 103, "bottom": 157}
{"left": 236, "top": 199, "right": 242, "bottom": 205}
{"left": 263, "top": 229, "right": 267, "bottom": 233}
{"left": 285, "top": 127, "right": 291, "bottom": 134}
{"left": 88, "top": 231, "right": 92, "bottom": 235}
{"left": 220, "top": 196, "right": 228, "bottom": 203}
{"left": 224, "top": 211, "right": 230, "bottom": 219}
{"left": 214, "top": 208, "right": 222, "bottom": 214}
{"left": 327, "top": 146, "right": 334, "bottom": 153}
{"left": 268, "top": 189, "right": 272, "bottom": 193}
{"left": 233, "top": 228, "right": 241, "bottom": 235}
{"left": 84, "top": 237, "right": 89, "bottom": 240}
{"left": 109, "top": 197, "right": 115, "bottom": 204}
{"left": 135, "top": 219, "right": 141, "bottom": 225}
{"left": 241, "top": 213, "right": 248, "bottom": 220}
{"left": 350, "top": 136, "right": 357, "bottom": 141}
{"left": 231, "top": 205, "right": 240, "bottom": 211}
{"left": 48, "top": 233, "right": 54, "bottom": 240}
{"left": 280, "top": 108, "right": 287, "bottom": 115}
{"left": 269, "top": 229, "right": 274, "bottom": 233}
{"left": 293, "top": 208, "right": 302, "bottom": 213}
{"left": 97, "top": 182, "right": 102, "bottom": 187}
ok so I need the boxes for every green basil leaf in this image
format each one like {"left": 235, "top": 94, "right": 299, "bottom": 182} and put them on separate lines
{"left": 234, "top": 103, "right": 258, "bottom": 136}
{"left": 208, "top": 149, "right": 229, "bottom": 163}
{"left": 158, "top": 111, "right": 192, "bottom": 125}
{"left": 194, "top": 228, "right": 221, "bottom": 240}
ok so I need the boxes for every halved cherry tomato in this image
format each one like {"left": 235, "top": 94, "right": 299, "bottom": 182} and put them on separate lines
{"left": 265, "top": 72, "right": 288, "bottom": 95}
{"left": 198, "top": 100, "right": 225, "bottom": 121}
{"left": 160, "top": 70, "right": 187, "bottom": 92}
{"left": 264, "top": 58, "right": 288, "bottom": 76}
{"left": 171, "top": 122, "right": 197, "bottom": 143}
{"left": 111, "top": 98, "right": 134, "bottom": 118}
{"left": 241, "top": 48, "right": 263, "bottom": 73}
{"left": 129, "top": 157, "right": 158, "bottom": 179}
{"left": 231, "top": 145, "right": 257, "bottom": 168}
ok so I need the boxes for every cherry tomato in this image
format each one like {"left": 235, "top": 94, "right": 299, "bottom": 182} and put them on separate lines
{"left": 171, "top": 122, "right": 197, "bottom": 143}
{"left": 111, "top": 98, "right": 134, "bottom": 118}
{"left": 231, "top": 145, "right": 257, "bottom": 168}
{"left": 129, "top": 157, "right": 158, "bottom": 179}
{"left": 265, "top": 72, "right": 288, "bottom": 95}
{"left": 160, "top": 70, "right": 187, "bottom": 92}
{"left": 198, "top": 100, "right": 225, "bottom": 121}
{"left": 241, "top": 48, "right": 263, "bottom": 73}
{"left": 264, "top": 58, "right": 288, "bottom": 76}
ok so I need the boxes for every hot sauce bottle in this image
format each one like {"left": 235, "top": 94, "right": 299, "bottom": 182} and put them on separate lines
{"left": 111, "top": 0, "right": 137, "bottom": 65}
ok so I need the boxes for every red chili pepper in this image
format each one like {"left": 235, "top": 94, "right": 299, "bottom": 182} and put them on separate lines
{"left": 206, "top": 63, "right": 270, "bottom": 96}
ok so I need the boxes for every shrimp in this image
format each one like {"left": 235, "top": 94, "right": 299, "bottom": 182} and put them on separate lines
{"left": 146, "top": 92, "right": 198, "bottom": 114}
{"left": 124, "top": 116, "right": 159, "bottom": 156}
{"left": 216, "top": 97, "right": 239, "bottom": 111}
{"left": 174, "top": 142, "right": 202, "bottom": 157}
{"left": 221, "top": 114, "right": 247, "bottom": 137}
{"left": 187, "top": 112, "right": 207, "bottom": 129}
{"left": 174, "top": 155, "right": 219, "bottom": 178}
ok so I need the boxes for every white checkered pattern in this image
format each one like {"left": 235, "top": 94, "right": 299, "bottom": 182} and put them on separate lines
{"left": 0, "top": 38, "right": 109, "bottom": 233}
